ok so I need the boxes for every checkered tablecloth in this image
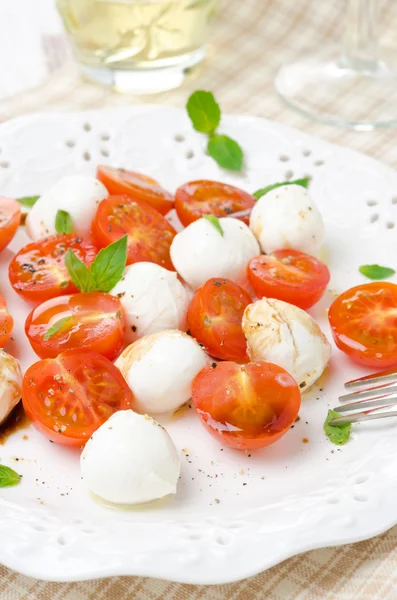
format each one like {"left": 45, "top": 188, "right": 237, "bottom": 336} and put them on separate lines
{"left": 2, "top": 1, "right": 397, "bottom": 598}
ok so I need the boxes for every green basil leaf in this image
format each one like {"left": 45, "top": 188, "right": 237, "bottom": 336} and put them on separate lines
{"left": 203, "top": 214, "right": 224, "bottom": 236}
{"left": 65, "top": 249, "right": 96, "bottom": 292}
{"left": 0, "top": 464, "right": 21, "bottom": 488}
{"left": 91, "top": 235, "right": 128, "bottom": 293}
{"left": 324, "top": 410, "right": 351, "bottom": 446}
{"left": 186, "top": 90, "right": 221, "bottom": 135}
{"left": 207, "top": 135, "right": 243, "bottom": 172}
{"left": 359, "top": 264, "right": 396, "bottom": 280}
{"left": 253, "top": 177, "right": 311, "bottom": 200}
{"left": 55, "top": 209, "right": 73, "bottom": 235}
{"left": 44, "top": 316, "right": 73, "bottom": 341}
{"left": 17, "top": 195, "right": 40, "bottom": 208}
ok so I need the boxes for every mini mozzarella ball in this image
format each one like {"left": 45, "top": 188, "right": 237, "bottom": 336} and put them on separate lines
{"left": 249, "top": 184, "right": 325, "bottom": 255}
{"left": 110, "top": 262, "right": 190, "bottom": 344}
{"left": 170, "top": 217, "right": 260, "bottom": 290}
{"left": 26, "top": 176, "right": 108, "bottom": 240}
{"left": 81, "top": 410, "right": 180, "bottom": 505}
{"left": 0, "top": 350, "right": 22, "bottom": 425}
{"left": 242, "top": 298, "right": 331, "bottom": 390}
{"left": 115, "top": 330, "right": 208, "bottom": 414}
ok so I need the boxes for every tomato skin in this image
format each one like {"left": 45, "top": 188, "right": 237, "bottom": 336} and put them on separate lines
{"left": 25, "top": 293, "right": 125, "bottom": 360}
{"left": 91, "top": 195, "right": 176, "bottom": 270}
{"left": 22, "top": 349, "right": 134, "bottom": 446}
{"left": 9, "top": 234, "right": 98, "bottom": 304}
{"left": 97, "top": 165, "right": 174, "bottom": 215}
{"left": 175, "top": 180, "right": 255, "bottom": 226}
{"left": 187, "top": 278, "right": 252, "bottom": 361}
{"left": 0, "top": 296, "right": 13, "bottom": 347}
{"left": 248, "top": 250, "right": 330, "bottom": 310}
{"left": 328, "top": 282, "right": 397, "bottom": 369}
{"left": 0, "top": 197, "right": 21, "bottom": 252}
{"left": 192, "top": 361, "right": 301, "bottom": 450}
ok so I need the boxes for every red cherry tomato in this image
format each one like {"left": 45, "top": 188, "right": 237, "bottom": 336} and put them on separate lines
{"left": 187, "top": 278, "right": 252, "bottom": 361}
{"left": 0, "top": 296, "right": 13, "bottom": 347}
{"left": 97, "top": 165, "right": 174, "bottom": 215}
{"left": 328, "top": 282, "right": 397, "bottom": 369}
{"left": 91, "top": 195, "right": 176, "bottom": 270}
{"left": 25, "top": 293, "right": 125, "bottom": 360}
{"left": 175, "top": 180, "right": 255, "bottom": 226}
{"left": 248, "top": 250, "right": 330, "bottom": 309}
{"left": 0, "top": 197, "right": 21, "bottom": 251}
{"left": 192, "top": 361, "right": 301, "bottom": 450}
{"left": 22, "top": 349, "right": 134, "bottom": 446}
{"left": 9, "top": 234, "right": 98, "bottom": 304}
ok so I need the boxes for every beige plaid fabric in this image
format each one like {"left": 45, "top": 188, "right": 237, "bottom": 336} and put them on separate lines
{"left": 1, "top": 1, "right": 397, "bottom": 598}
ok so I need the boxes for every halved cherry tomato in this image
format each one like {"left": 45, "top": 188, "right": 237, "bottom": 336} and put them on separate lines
{"left": 22, "top": 349, "right": 134, "bottom": 446}
{"left": 9, "top": 234, "right": 98, "bottom": 304}
{"left": 0, "top": 197, "right": 21, "bottom": 252}
{"left": 97, "top": 165, "right": 174, "bottom": 215}
{"left": 0, "top": 296, "right": 13, "bottom": 347}
{"left": 25, "top": 293, "right": 125, "bottom": 360}
{"left": 91, "top": 195, "right": 176, "bottom": 270}
{"left": 187, "top": 278, "right": 252, "bottom": 361}
{"left": 175, "top": 180, "right": 255, "bottom": 226}
{"left": 192, "top": 361, "right": 301, "bottom": 450}
{"left": 248, "top": 250, "right": 330, "bottom": 309}
{"left": 328, "top": 282, "right": 397, "bottom": 369}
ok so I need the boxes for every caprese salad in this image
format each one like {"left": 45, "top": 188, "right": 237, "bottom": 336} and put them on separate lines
{"left": 0, "top": 163, "right": 395, "bottom": 506}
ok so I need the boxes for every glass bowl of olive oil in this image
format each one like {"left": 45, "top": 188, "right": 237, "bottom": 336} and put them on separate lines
{"left": 57, "top": 0, "right": 218, "bottom": 94}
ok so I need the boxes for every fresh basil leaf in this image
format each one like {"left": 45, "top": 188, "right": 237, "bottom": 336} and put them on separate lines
{"left": 207, "top": 134, "right": 243, "bottom": 172}
{"left": 65, "top": 249, "right": 96, "bottom": 292}
{"left": 17, "top": 195, "right": 40, "bottom": 208}
{"left": 91, "top": 235, "right": 128, "bottom": 293}
{"left": 253, "top": 177, "right": 311, "bottom": 200}
{"left": 0, "top": 464, "right": 21, "bottom": 488}
{"left": 186, "top": 90, "right": 221, "bottom": 135}
{"left": 359, "top": 264, "right": 395, "bottom": 280}
{"left": 44, "top": 316, "right": 73, "bottom": 341}
{"left": 203, "top": 214, "right": 224, "bottom": 236}
{"left": 55, "top": 209, "right": 73, "bottom": 235}
{"left": 324, "top": 409, "right": 351, "bottom": 446}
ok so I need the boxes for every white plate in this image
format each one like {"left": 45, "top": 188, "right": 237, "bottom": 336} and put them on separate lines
{"left": 0, "top": 106, "right": 397, "bottom": 585}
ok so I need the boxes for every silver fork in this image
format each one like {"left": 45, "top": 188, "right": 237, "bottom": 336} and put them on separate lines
{"left": 329, "top": 367, "right": 397, "bottom": 425}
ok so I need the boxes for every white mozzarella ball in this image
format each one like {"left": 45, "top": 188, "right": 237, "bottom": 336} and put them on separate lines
{"left": 242, "top": 298, "right": 331, "bottom": 390}
{"left": 0, "top": 350, "right": 22, "bottom": 425}
{"left": 170, "top": 217, "right": 260, "bottom": 290}
{"left": 110, "top": 262, "right": 191, "bottom": 344}
{"left": 115, "top": 330, "right": 208, "bottom": 414}
{"left": 249, "top": 184, "right": 325, "bottom": 255}
{"left": 81, "top": 410, "right": 180, "bottom": 505}
{"left": 26, "top": 176, "right": 108, "bottom": 240}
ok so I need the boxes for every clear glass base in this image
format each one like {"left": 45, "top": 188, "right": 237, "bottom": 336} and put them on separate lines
{"left": 275, "top": 46, "right": 397, "bottom": 130}
{"left": 78, "top": 48, "right": 205, "bottom": 95}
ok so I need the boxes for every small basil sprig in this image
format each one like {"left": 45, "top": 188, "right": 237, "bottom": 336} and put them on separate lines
{"left": 359, "top": 264, "right": 395, "bottom": 280}
{"left": 324, "top": 410, "right": 351, "bottom": 446}
{"left": 203, "top": 214, "right": 224, "bottom": 236}
{"left": 55, "top": 210, "right": 73, "bottom": 235}
{"left": 186, "top": 91, "right": 243, "bottom": 172}
{"left": 44, "top": 316, "right": 73, "bottom": 341}
{"left": 0, "top": 464, "right": 21, "bottom": 488}
{"left": 65, "top": 235, "right": 128, "bottom": 293}
{"left": 17, "top": 195, "right": 40, "bottom": 208}
{"left": 253, "top": 177, "right": 311, "bottom": 200}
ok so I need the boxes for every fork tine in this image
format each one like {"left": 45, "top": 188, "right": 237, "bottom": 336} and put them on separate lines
{"left": 334, "top": 393, "right": 397, "bottom": 413}
{"left": 345, "top": 367, "right": 397, "bottom": 390}
{"left": 329, "top": 409, "right": 397, "bottom": 425}
{"left": 339, "top": 383, "right": 397, "bottom": 402}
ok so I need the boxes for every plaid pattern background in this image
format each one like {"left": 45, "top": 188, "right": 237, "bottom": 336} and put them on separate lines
{"left": 1, "top": 1, "right": 397, "bottom": 598}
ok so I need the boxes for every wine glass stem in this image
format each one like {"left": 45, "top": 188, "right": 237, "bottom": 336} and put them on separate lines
{"left": 343, "top": 0, "right": 379, "bottom": 70}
